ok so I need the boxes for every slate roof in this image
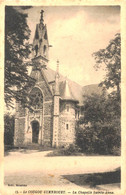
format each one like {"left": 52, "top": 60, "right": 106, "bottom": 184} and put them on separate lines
{"left": 43, "top": 67, "right": 102, "bottom": 105}
{"left": 31, "top": 66, "right": 102, "bottom": 105}
{"left": 42, "top": 67, "right": 83, "bottom": 103}
{"left": 59, "top": 80, "right": 79, "bottom": 102}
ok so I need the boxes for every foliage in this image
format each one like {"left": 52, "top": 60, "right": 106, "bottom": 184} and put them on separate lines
{"left": 75, "top": 34, "right": 121, "bottom": 155}
{"left": 61, "top": 144, "right": 81, "bottom": 155}
{"left": 76, "top": 93, "right": 121, "bottom": 155}
{"left": 5, "top": 6, "right": 35, "bottom": 108}
{"left": 4, "top": 114, "right": 15, "bottom": 145}
{"left": 93, "top": 33, "right": 121, "bottom": 96}
{"left": 47, "top": 144, "right": 81, "bottom": 156}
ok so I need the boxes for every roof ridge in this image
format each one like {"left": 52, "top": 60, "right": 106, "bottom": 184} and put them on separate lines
{"left": 46, "top": 66, "right": 83, "bottom": 88}
{"left": 83, "top": 83, "right": 99, "bottom": 88}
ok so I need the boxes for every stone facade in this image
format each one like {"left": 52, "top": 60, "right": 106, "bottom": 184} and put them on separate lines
{"left": 59, "top": 101, "right": 76, "bottom": 147}
{"left": 14, "top": 10, "right": 81, "bottom": 148}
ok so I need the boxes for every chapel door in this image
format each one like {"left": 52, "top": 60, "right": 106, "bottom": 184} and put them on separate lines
{"left": 32, "top": 121, "right": 39, "bottom": 143}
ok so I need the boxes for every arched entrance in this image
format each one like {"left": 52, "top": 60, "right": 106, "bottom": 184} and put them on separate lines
{"left": 32, "top": 121, "right": 39, "bottom": 143}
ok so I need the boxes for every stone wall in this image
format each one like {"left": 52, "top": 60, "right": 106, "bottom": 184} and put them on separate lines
{"left": 58, "top": 101, "right": 76, "bottom": 147}
{"left": 43, "top": 116, "right": 53, "bottom": 146}
{"left": 14, "top": 67, "right": 54, "bottom": 147}
{"left": 14, "top": 117, "right": 25, "bottom": 146}
{"left": 14, "top": 101, "right": 26, "bottom": 146}
{"left": 14, "top": 68, "right": 79, "bottom": 148}
{"left": 28, "top": 69, "right": 53, "bottom": 146}
{"left": 37, "top": 72, "right": 53, "bottom": 146}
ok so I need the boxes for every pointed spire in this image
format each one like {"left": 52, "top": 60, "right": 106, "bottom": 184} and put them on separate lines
{"left": 62, "top": 79, "right": 78, "bottom": 102}
{"left": 56, "top": 59, "right": 59, "bottom": 76}
{"left": 65, "top": 80, "right": 71, "bottom": 98}
{"left": 40, "top": 10, "right": 44, "bottom": 24}
{"left": 55, "top": 60, "right": 60, "bottom": 95}
{"left": 63, "top": 79, "right": 73, "bottom": 100}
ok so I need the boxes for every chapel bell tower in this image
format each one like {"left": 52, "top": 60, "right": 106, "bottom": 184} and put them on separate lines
{"left": 32, "top": 10, "right": 49, "bottom": 65}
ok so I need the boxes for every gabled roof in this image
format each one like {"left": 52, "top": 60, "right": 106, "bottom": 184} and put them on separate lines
{"left": 43, "top": 67, "right": 56, "bottom": 83}
{"left": 43, "top": 67, "right": 64, "bottom": 83}
{"left": 31, "top": 66, "right": 102, "bottom": 105}
{"left": 43, "top": 67, "right": 83, "bottom": 103}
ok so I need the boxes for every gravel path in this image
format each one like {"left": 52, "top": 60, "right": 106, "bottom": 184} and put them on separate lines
{"left": 4, "top": 149, "right": 121, "bottom": 187}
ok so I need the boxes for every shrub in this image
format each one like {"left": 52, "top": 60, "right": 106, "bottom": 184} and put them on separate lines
{"left": 63, "top": 144, "right": 81, "bottom": 155}
{"left": 47, "top": 144, "right": 81, "bottom": 156}
{"left": 75, "top": 93, "right": 121, "bottom": 155}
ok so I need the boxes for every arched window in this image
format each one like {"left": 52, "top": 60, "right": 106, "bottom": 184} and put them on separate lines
{"left": 44, "top": 32, "right": 47, "bottom": 40}
{"left": 35, "top": 29, "right": 39, "bottom": 39}
{"left": 35, "top": 45, "right": 38, "bottom": 56}
{"left": 43, "top": 45, "right": 46, "bottom": 55}
{"left": 30, "top": 87, "right": 43, "bottom": 110}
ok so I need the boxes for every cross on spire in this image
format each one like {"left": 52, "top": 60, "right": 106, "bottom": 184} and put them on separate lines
{"left": 40, "top": 10, "right": 44, "bottom": 24}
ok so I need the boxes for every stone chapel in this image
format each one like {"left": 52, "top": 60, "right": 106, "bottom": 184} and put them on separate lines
{"left": 14, "top": 10, "right": 100, "bottom": 148}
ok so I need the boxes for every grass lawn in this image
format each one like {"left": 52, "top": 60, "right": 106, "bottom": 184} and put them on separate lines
{"left": 62, "top": 168, "right": 120, "bottom": 188}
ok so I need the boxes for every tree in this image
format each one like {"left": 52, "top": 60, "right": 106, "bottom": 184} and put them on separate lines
{"left": 76, "top": 34, "right": 121, "bottom": 155}
{"left": 93, "top": 33, "right": 121, "bottom": 153}
{"left": 5, "top": 6, "right": 35, "bottom": 108}
{"left": 93, "top": 33, "right": 121, "bottom": 97}
{"left": 76, "top": 93, "right": 121, "bottom": 155}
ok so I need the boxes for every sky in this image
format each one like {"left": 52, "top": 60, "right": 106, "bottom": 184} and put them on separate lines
{"left": 22, "top": 6, "right": 120, "bottom": 86}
